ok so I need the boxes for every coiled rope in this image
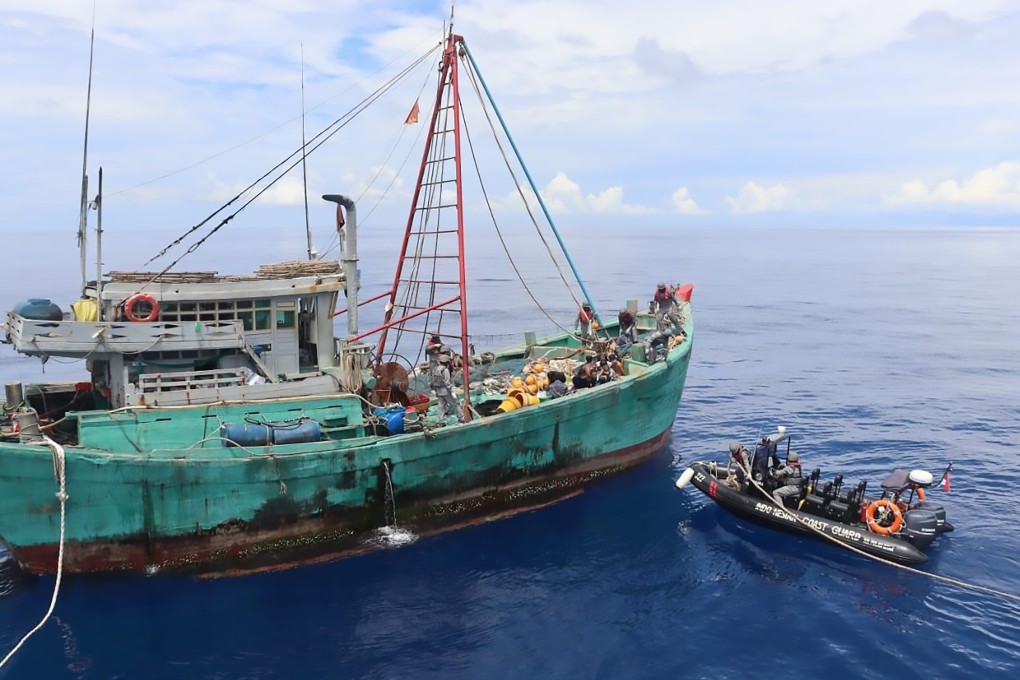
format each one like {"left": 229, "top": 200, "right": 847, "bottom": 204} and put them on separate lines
{"left": 726, "top": 459, "right": 1020, "bottom": 604}
{"left": 0, "top": 436, "right": 68, "bottom": 669}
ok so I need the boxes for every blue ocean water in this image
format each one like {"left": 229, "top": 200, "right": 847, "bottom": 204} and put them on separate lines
{"left": 2, "top": 225, "right": 1020, "bottom": 679}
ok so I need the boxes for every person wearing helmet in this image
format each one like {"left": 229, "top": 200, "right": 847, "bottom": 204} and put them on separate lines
{"left": 727, "top": 441, "right": 751, "bottom": 491}
{"left": 575, "top": 301, "right": 595, "bottom": 340}
{"left": 771, "top": 451, "right": 804, "bottom": 508}
{"left": 430, "top": 353, "right": 465, "bottom": 424}
{"left": 651, "top": 282, "right": 679, "bottom": 332}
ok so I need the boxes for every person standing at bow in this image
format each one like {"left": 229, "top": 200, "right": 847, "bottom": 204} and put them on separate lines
{"left": 651, "top": 282, "right": 680, "bottom": 332}
{"left": 575, "top": 301, "right": 595, "bottom": 341}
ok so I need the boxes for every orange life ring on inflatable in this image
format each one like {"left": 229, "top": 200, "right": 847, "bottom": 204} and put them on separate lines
{"left": 124, "top": 293, "right": 160, "bottom": 323}
{"left": 865, "top": 499, "right": 903, "bottom": 535}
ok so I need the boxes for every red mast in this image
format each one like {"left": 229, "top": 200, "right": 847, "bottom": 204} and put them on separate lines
{"left": 375, "top": 33, "right": 472, "bottom": 417}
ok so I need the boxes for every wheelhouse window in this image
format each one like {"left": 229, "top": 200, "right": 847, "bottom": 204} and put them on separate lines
{"left": 155, "top": 298, "right": 292, "bottom": 331}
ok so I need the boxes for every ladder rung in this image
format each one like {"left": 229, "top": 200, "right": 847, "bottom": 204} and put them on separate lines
{"left": 396, "top": 304, "right": 462, "bottom": 312}
{"left": 409, "top": 229, "right": 459, "bottom": 235}
{"left": 413, "top": 203, "right": 459, "bottom": 211}
{"left": 401, "top": 255, "right": 460, "bottom": 260}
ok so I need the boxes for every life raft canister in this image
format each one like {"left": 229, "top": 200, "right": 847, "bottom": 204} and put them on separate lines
{"left": 865, "top": 499, "right": 904, "bottom": 535}
{"left": 124, "top": 292, "right": 160, "bottom": 322}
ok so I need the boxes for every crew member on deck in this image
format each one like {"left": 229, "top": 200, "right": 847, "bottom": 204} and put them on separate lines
{"left": 651, "top": 282, "right": 680, "bottom": 332}
{"left": 431, "top": 354, "right": 465, "bottom": 424}
{"left": 546, "top": 371, "right": 569, "bottom": 398}
{"left": 771, "top": 451, "right": 804, "bottom": 508}
{"left": 572, "top": 356, "right": 596, "bottom": 389}
{"left": 728, "top": 442, "right": 751, "bottom": 491}
{"left": 575, "top": 302, "right": 595, "bottom": 340}
{"left": 425, "top": 333, "right": 447, "bottom": 368}
{"left": 617, "top": 308, "right": 637, "bottom": 350}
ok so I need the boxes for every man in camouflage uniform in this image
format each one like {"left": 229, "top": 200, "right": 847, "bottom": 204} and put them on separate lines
{"left": 431, "top": 354, "right": 465, "bottom": 424}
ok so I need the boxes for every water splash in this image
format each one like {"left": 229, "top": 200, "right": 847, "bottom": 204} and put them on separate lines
{"left": 371, "top": 525, "right": 418, "bottom": 548}
{"left": 372, "top": 460, "right": 418, "bottom": 548}
{"left": 382, "top": 460, "right": 396, "bottom": 527}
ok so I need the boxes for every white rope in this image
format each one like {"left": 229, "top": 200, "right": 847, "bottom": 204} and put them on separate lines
{"left": 0, "top": 436, "right": 68, "bottom": 669}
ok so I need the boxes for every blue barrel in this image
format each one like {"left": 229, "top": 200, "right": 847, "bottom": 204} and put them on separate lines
{"left": 383, "top": 406, "right": 406, "bottom": 435}
{"left": 271, "top": 420, "right": 322, "bottom": 445}
{"left": 13, "top": 298, "right": 63, "bottom": 321}
{"left": 221, "top": 422, "right": 272, "bottom": 447}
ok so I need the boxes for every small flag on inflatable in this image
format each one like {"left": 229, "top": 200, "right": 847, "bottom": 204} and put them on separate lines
{"left": 940, "top": 471, "right": 951, "bottom": 492}
{"left": 404, "top": 99, "right": 420, "bottom": 125}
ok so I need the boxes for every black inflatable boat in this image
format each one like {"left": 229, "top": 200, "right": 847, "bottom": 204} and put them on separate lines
{"left": 675, "top": 427, "right": 953, "bottom": 565}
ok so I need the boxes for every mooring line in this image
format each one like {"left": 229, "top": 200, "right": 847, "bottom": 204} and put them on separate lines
{"left": 0, "top": 437, "right": 68, "bottom": 669}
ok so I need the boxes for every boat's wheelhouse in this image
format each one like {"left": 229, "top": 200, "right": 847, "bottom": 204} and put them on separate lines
{"left": 4, "top": 262, "right": 347, "bottom": 408}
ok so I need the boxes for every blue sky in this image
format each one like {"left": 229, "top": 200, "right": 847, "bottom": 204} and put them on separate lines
{"left": 1, "top": 0, "right": 1019, "bottom": 251}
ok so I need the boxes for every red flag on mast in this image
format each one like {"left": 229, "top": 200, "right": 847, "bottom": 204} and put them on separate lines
{"left": 940, "top": 471, "right": 951, "bottom": 492}
{"left": 404, "top": 99, "right": 420, "bottom": 124}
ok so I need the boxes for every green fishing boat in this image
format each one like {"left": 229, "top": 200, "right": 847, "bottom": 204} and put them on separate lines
{"left": 0, "top": 31, "right": 693, "bottom": 576}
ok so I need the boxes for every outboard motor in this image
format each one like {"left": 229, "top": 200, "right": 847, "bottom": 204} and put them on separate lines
{"left": 901, "top": 509, "right": 939, "bottom": 551}
{"left": 914, "top": 501, "right": 953, "bottom": 533}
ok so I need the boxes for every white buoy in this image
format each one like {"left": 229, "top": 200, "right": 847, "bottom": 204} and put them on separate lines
{"left": 675, "top": 467, "right": 695, "bottom": 489}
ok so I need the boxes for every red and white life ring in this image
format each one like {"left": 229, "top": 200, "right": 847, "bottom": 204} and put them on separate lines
{"left": 124, "top": 293, "right": 160, "bottom": 323}
{"left": 865, "top": 499, "right": 903, "bottom": 535}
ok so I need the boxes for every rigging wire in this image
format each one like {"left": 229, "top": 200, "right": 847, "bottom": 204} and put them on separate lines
{"left": 104, "top": 32, "right": 444, "bottom": 200}
{"left": 459, "top": 91, "right": 577, "bottom": 339}
{"left": 458, "top": 56, "right": 583, "bottom": 339}
{"left": 459, "top": 54, "right": 584, "bottom": 314}
{"left": 317, "top": 62, "right": 437, "bottom": 261}
{"left": 460, "top": 41, "right": 599, "bottom": 326}
{"left": 135, "top": 44, "right": 441, "bottom": 285}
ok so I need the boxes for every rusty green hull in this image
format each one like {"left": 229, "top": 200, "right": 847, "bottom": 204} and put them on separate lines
{"left": 0, "top": 325, "right": 692, "bottom": 576}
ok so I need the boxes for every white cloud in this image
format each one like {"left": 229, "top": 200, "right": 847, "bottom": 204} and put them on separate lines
{"left": 726, "top": 181, "right": 792, "bottom": 214}
{"left": 208, "top": 175, "right": 307, "bottom": 206}
{"left": 2, "top": 1, "right": 1020, "bottom": 235}
{"left": 671, "top": 187, "right": 706, "bottom": 214}
{"left": 541, "top": 172, "right": 653, "bottom": 214}
{"left": 885, "top": 162, "right": 1020, "bottom": 209}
